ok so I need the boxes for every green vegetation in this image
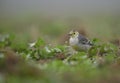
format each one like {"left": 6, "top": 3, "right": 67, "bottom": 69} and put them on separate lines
{"left": 0, "top": 14, "right": 120, "bottom": 83}
{"left": 0, "top": 32, "right": 120, "bottom": 83}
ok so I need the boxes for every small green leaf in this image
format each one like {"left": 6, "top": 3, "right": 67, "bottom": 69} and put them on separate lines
{"left": 35, "top": 38, "right": 45, "bottom": 48}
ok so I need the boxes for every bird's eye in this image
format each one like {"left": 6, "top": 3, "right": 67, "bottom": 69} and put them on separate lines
{"left": 73, "top": 32, "right": 75, "bottom": 34}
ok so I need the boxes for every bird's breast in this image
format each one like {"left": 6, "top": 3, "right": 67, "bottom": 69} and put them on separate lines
{"left": 69, "top": 37, "right": 79, "bottom": 46}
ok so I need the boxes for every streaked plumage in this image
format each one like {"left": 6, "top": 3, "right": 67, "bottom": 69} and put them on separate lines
{"left": 69, "top": 30, "right": 93, "bottom": 51}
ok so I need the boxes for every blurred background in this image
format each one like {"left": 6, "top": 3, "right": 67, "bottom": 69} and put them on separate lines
{"left": 0, "top": 0, "right": 120, "bottom": 44}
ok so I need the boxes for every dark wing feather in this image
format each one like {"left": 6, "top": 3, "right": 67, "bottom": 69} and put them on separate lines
{"left": 78, "top": 34, "right": 93, "bottom": 45}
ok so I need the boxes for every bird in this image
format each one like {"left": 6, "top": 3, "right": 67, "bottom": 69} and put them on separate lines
{"left": 68, "top": 30, "right": 93, "bottom": 51}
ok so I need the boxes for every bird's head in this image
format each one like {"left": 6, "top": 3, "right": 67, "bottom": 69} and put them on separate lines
{"left": 68, "top": 30, "right": 79, "bottom": 38}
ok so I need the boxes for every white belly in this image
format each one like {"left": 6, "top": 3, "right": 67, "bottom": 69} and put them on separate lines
{"left": 69, "top": 37, "right": 79, "bottom": 46}
{"left": 69, "top": 37, "right": 91, "bottom": 51}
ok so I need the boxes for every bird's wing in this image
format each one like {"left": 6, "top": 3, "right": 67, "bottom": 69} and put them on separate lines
{"left": 78, "top": 34, "right": 93, "bottom": 45}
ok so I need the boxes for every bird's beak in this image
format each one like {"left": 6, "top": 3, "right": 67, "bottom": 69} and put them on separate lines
{"left": 68, "top": 33, "right": 72, "bottom": 36}
{"left": 68, "top": 31, "right": 72, "bottom": 36}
